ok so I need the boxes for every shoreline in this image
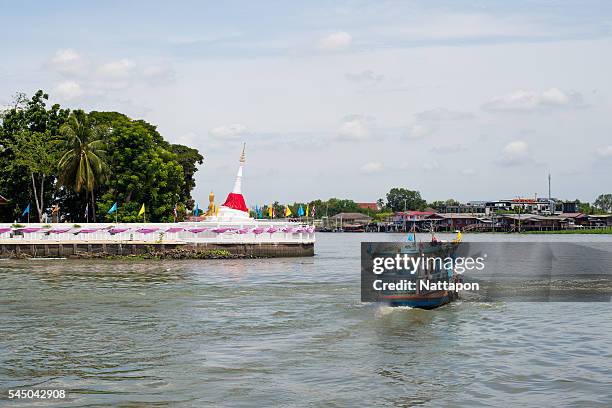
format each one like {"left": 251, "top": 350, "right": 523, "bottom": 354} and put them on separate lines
{"left": 4, "top": 248, "right": 258, "bottom": 260}
{"left": 0, "top": 241, "right": 315, "bottom": 259}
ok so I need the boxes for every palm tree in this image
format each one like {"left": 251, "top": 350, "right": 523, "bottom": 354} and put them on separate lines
{"left": 57, "top": 110, "right": 108, "bottom": 222}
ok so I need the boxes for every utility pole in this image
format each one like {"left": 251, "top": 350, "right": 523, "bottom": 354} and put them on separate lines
{"left": 517, "top": 195, "right": 522, "bottom": 233}
{"left": 403, "top": 199, "right": 407, "bottom": 232}
{"left": 548, "top": 173, "right": 553, "bottom": 215}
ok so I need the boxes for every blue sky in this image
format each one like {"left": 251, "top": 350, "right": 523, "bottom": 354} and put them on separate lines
{"left": 1, "top": 1, "right": 611, "bottom": 205}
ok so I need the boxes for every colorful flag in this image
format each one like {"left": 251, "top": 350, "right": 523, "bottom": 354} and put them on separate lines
{"left": 138, "top": 204, "right": 145, "bottom": 217}
{"left": 22, "top": 203, "right": 30, "bottom": 216}
{"left": 297, "top": 205, "right": 305, "bottom": 217}
{"left": 311, "top": 205, "right": 316, "bottom": 218}
{"left": 254, "top": 205, "right": 259, "bottom": 219}
{"left": 268, "top": 204, "right": 273, "bottom": 218}
{"left": 107, "top": 202, "right": 117, "bottom": 214}
{"left": 194, "top": 203, "right": 199, "bottom": 217}
{"left": 407, "top": 233, "right": 414, "bottom": 242}
{"left": 173, "top": 203, "right": 178, "bottom": 218}
{"left": 284, "top": 205, "right": 292, "bottom": 217}
{"left": 305, "top": 204, "right": 310, "bottom": 217}
{"left": 258, "top": 206, "right": 263, "bottom": 219}
{"left": 272, "top": 206, "right": 276, "bottom": 218}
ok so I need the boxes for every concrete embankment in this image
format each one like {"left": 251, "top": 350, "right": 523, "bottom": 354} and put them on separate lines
{"left": 0, "top": 241, "right": 314, "bottom": 259}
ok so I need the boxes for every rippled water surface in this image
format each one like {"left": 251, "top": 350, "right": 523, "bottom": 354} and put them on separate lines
{"left": 1, "top": 233, "right": 611, "bottom": 407}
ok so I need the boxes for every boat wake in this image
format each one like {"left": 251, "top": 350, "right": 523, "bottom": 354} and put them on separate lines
{"left": 375, "top": 304, "right": 413, "bottom": 317}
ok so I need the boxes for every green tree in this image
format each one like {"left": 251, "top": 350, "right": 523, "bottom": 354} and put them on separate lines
{"left": 8, "top": 131, "right": 62, "bottom": 221}
{"left": 385, "top": 188, "right": 427, "bottom": 212}
{"left": 0, "top": 90, "right": 69, "bottom": 222}
{"left": 445, "top": 198, "right": 460, "bottom": 207}
{"left": 2, "top": 91, "right": 203, "bottom": 223}
{"left": 169, "top": 144, "right": 204, "bottom": 209}
{"left": 99, "top": 119, "right": 185, "bottom": 222}
{"left": 429, "top": 200, "right": 445, "bottom": 210}
{"left": 594, "top": 194, "right": 612, "bottom": 213}
{"left": 58, "top": 110, "right": 108, "bottom": 222}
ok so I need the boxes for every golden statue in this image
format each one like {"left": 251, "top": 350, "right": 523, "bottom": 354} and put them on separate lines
{"left": 205, "top": 191, "right": 216, "bottom": 216}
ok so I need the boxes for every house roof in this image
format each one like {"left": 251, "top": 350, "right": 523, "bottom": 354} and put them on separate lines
{"left": 428, "top": 213, "right": 482, "bottom": 220}
{"left": 560, "top": 212, "right": 586, "bottom": 218}
{"left": 498, "top": 214, "right": 540, "bottom": 221}
{"left": 398, "top": 211, "right": 435, "bottom": 216}
{"left": 330, "top": 212, "right": 372, "bottom": 221}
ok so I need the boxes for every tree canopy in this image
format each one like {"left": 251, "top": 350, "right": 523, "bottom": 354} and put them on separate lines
{"left": 594, "top": 194, "right": 612, "bottom": 213}
{"left": 0, "top": 90, "right": 203, "bottom": 222}
{"left": 385, "top": 188, "right": 427, "bottom": 212}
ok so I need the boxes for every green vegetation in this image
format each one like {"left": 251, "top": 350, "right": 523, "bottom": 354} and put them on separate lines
{"left": 73, "top": 248, "right": 249, "bottom": 260}
{"left": 593, "top": 194, "right": 612, "bottom": 213}
{"left": 58, "top": 110, "right": 108, "bottom": 222}
{"left": 385, "top": 188, "right": 427, "bottom": 212}
{"left": 429, "top": 199, "right": 460, "bottom": 211}
{"left": 0, "top": 90, "right": 203, "bottom": 222}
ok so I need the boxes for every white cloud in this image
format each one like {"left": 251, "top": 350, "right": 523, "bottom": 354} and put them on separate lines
{"left": 143, "top": 64, "right": 176, "bottom": 85}
{"left": 96, "top": 58, "right": 135, "bottom": 79}
{"left": 92, "top": 59, "right": 136, "bottom": 90}
{"left": 596, "top": 145, "right": 612, "bottom": 158}
{"left": 55, "top": 80, "right": 84, "bottom": 100}
{"left": 483, "top": 88, "right": 583, "bottom": 112}
{"left": 416, "top": 108, "right": 474, "bottom": 121}
{"left": 360, "top": 161, "right": 383, "bottom": 173}
{"left": 406, "top": 123, "right": 432, "bottom": 140}
{"left": 498, "top": 140, "right": 531, "bottom": 166}
{"left": 48, "top": 49, "right": 175, "bottom": 93}
{"left": 318, "top": 31, "right": 352, "bottom": 51}
{"left": 49, "top": 48, "right": 87, "bottom": 76}
{"left": 337, "top": 115, "right": 371, "bottom": 140}
{"left": 209, "top": 123, "right": 249, "bottom": 139}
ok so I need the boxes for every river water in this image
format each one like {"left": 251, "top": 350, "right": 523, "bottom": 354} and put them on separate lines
{"left": 1, "top": 233, "right": 611, "bottom": 407}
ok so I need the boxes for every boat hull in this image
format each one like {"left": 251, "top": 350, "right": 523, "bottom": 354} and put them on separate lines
{"left": 388, "top": 294, "right": 452, "bottom": 309}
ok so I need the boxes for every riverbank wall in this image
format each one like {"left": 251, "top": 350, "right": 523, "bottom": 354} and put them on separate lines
{"left": 0, "top": 241, "right": 314, "bottom": 258}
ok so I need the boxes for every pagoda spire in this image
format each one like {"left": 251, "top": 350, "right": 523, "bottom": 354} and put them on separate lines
{"left": 232, "top": 143, "right": 246, "bottom": 194}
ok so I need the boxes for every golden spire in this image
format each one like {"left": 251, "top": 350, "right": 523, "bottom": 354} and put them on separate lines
{"left": 239, "top": 142, "right": 246, "bottom": 164}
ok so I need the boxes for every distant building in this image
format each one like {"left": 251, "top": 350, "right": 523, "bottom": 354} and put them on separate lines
{"left": 427, "top": 213, "right": 484, "bottom": 230}
{"left": 393, "top": 211, "right": 435, "bottom": 224}
{"left": 484, "top": 198, "right": 556, "bottom": 215}
{"left": 442, "top": 202, "right": 486, "bottom": 214}
{"left": 329, "top": 212, "right": 372, "bottom": 225}
{"left": 562, "top": 201, "right": 579, "bottom": 213}
{"left": 587, "top": 214, "right": 612, "bottom": 227}
{"left": 356, "top": 202, "right": 378, "bottom": 211}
